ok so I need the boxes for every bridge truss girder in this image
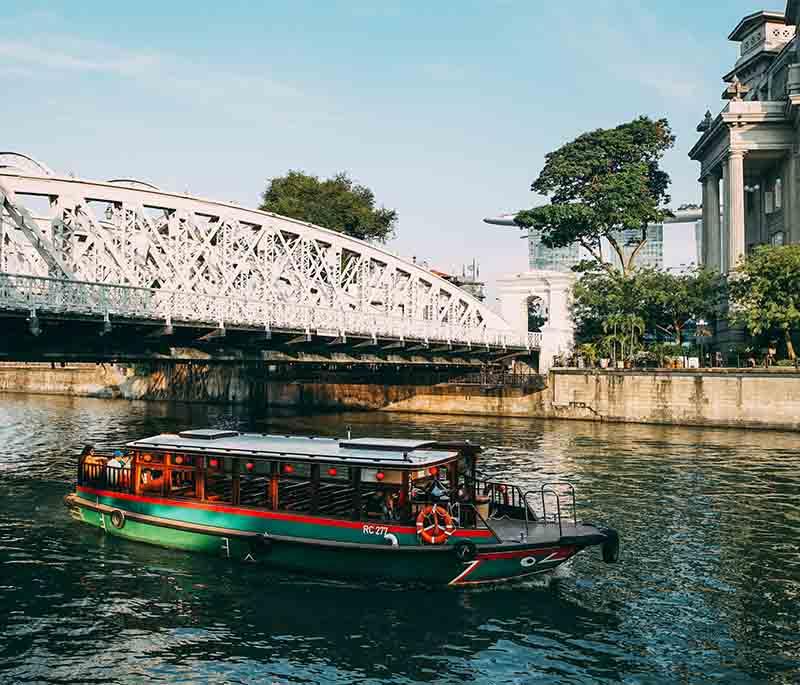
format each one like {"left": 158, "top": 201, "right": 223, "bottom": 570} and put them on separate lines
{"left": 0, "top": 170, "right": 538, "bottom": 350}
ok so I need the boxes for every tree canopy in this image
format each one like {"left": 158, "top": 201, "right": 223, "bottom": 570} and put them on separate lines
{"left": 260, "top": 170, "right": 398, "bottom": 243}
{"left": 728, "top": 245, "right": 800, "bottom": 360}
{"left": 514, "top": 116, "right": 675, "bottom": 276}
{"left": 572, "top": 266, "right": 723, "bottom": 359}
{"left": 638, "top": 268, "right": 723, "bottom": 344}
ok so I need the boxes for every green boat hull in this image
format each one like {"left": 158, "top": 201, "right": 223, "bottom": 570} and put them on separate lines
{"left": 66, "top": 487, "right": 587, "bottom": 586}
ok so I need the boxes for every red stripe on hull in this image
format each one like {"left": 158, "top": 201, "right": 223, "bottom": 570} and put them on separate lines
{"left": 478, "top": 546, "right": 573, "bottom": 561}
{"left": 76, "top": 486, "right": 494, "bottom": 538}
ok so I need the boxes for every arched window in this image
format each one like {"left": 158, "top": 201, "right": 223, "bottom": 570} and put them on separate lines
{"left": 526, "top": 295, "right": 547, "bottom": 332}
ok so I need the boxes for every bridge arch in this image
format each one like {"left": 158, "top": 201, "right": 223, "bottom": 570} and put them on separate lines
{"left": 0, "top": 152, "right": 55, "bottom": 177}
{"left": 0, "top": 157, "right": 533, "bottom": 349}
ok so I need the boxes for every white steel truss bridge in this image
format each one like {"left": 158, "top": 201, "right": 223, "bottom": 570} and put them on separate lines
{"left": 0, "top": 153, "right": 537, "bottom": 357}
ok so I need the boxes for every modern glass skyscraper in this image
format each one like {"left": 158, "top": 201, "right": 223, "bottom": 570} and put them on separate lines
{"left": 608, "top": 224, "right": 664, "bottom": 270}
{"left": 526, "top": 225, "right": 664, "bottom": 271}
{"left": 526, "top": 227, "right": 582, "bottom": 272}
{"left": 484, "top": 212, "right": 692, "bottom": 273}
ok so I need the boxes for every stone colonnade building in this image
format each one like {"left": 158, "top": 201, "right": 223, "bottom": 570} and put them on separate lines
{"left": 690, "top": 4, "right": 800, "bottom": 272}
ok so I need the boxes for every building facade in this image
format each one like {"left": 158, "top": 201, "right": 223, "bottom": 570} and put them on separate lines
{"left": 690, "top": 4, "right": 800, "bottom": 272}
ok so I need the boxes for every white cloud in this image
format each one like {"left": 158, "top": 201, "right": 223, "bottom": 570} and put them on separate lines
{"left": 0, "top": 36, "right": 299, "bottom": 98}
{"left": 550, "top": 1, "right": 705, "bottom": 102}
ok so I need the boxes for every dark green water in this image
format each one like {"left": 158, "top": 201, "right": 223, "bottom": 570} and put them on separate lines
{"left": 0, "top": 393, "right": 798, "bottom": 684}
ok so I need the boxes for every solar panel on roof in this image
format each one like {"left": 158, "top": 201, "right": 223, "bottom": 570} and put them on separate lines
{"left": 338, "top": 437, "right": 436, "bottom": 451}
{"left": 178, "top": 429, "right": 240, "bottom": 440}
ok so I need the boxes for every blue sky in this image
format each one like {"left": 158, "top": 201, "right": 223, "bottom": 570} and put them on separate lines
{"left": 0, "top": 0, "right": 780, "bottom": 295}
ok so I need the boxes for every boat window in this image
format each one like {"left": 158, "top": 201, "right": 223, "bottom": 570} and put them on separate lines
{"left": 278, "top": 461, "right": 314, "bottom": 512}
{"left": 169, "top": 468, "right": 197, "bottom": 499}
{"left": 347, "top": 469, "right": 407, "bottom": 522}
{"left": 139, "top": 465, "right": 166, "bottom": 496}
{"left": 309, "top": 464, "right": 355, "bottom": 517}
{"left": 166, "top": 453, "right": 195, "bottom": 468}
{"left": 205, "top": 456, "right": 235, "bottom": 503}
{"left": 238, "top": 460, "right": 272, "bottom": 508}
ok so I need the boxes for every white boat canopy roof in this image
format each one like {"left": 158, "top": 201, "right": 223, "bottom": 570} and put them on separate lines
{"left": 125, "top": 430, "right": 475, "bottom": 468}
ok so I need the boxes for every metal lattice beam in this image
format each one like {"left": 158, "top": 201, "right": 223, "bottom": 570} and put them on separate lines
{"left": 0, "top": 164, "right": 537, "bottom": 349}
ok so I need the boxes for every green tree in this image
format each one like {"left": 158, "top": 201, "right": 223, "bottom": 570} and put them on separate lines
{"left": 728, "top": 245, "right": 800, "bottom": 360}
{"left": 639, "top": 267, "right": 724, "bottom": 344}
{"left": 571, "top": 266, "right": 724, "bottom": 355}
{"left": 571, "top": 266, "right": 649, "bottom": 345}
{"left": 514, "top": 116, "right": 675, "bottom": 276}
{"left": 260, "top": 170, "right": 398, "bottom": 243}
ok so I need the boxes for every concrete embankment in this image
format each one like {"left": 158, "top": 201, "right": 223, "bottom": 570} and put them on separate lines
{"left": 2, "top": 362, "right": 800, "bottom": 431}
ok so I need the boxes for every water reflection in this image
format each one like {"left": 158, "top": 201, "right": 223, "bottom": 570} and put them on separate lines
{"left": 0, "top": 393, "right": 799, "bottom": 683}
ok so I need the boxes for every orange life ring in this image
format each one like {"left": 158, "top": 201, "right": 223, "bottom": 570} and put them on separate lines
{"left": 416, "top": 504, "right": 456, "bottom": 544}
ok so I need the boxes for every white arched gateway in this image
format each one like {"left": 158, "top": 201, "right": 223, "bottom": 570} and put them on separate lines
{"left": 0, "top": 153, "right": 536, "bottom": 350}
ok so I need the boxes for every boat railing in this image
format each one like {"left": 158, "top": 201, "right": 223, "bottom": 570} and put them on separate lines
{"left": 529, "top": 482, "right": 577, "bottom": 537}
{"left": 449, "top": 501, "right": 502, "bottom": 542}
{"left": 470, "top": 476, "right": 538, "bottom": 535}
{"left": 78, "top": 454, "right": 132, "bottom": 494}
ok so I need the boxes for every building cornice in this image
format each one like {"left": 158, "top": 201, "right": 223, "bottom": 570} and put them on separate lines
{"left": 689, "top": 101, "right": 790, "bottom": 162}
{"left": 728, "top": 10, "right": 786, "bottom": 41}
{"left": 722, "top": 50, "right": 782, "bottom": 83}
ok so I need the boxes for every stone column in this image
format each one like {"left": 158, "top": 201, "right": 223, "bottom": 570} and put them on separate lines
{"left": 783, "top": 152, "right": 799, "bottom": 244}
{"left": 701, "top": 176, "right": 709, "bottom": 266}
{"left": 702, "top": 173, "right": 721, "bottom": 270}
{"left": 721, "top": 162, "right": 729, "bottom": 272}
{"left": 726, "top": 150, "right": 746, "bottom": 271}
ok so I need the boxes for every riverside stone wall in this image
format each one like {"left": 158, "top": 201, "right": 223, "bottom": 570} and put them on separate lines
{"left": 2, "top": 363, "right": 800, "bottom": 431}
{"left": 0, "top": 362, "right": 252, "bottom": 403}
{"left": 289, "top": 369, "right": 800, "bottom": 430}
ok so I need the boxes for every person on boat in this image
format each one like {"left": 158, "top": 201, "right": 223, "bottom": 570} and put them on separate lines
{"left": 412, "top": 474, "right": 449, "bottom": 505}
{"left": 381, "top": 490, "right": 399, "bottom": 520}
{"left": 106, "top": 450, "right": 131, "bottom": 487}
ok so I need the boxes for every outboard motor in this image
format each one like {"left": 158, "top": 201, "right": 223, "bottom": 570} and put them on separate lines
{"left": 600, "top": 528, "right": 620, "bottom": 564}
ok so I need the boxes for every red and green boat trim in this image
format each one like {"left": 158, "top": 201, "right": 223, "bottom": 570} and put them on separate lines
{"left": 65, "top": 429, "right": 619, "bottom": 586}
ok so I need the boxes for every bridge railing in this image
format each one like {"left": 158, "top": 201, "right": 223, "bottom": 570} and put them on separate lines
{"left": 0, "top": 272, "right": 541, "bottom": 349}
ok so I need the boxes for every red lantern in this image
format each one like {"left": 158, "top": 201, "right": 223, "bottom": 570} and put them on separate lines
{"left": 143, "top": 454, "right": 152, "bottom": 463}
{"left": 174, "top": 455, "right": 184, "bottom": 465}
{"left": 283, "top": 464, "right": 294, "bottom": 474}
{"left": 375, "top": 471, "right": 385, "bottom": 481}
{"left": 209, "top": 458, "right": 219, "bottom": 468}
{"left": 428, "top": 466, "right": 439, "bottom": 476}
{"left": 246, "top": 462, "right": 255, "bottom": 471}
{"left": 327, "top": 467, "right": 338, "bottom": 477}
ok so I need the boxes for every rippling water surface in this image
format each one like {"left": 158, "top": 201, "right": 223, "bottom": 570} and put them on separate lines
{"left": 0, "top": 393, "right": 799, "bottom": 684}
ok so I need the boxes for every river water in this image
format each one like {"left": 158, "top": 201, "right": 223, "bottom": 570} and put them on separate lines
{"left": 0, "top": 393, "right": 798, "bottom": 684}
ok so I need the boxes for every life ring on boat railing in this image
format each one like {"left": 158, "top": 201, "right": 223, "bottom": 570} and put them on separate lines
{"left": 454, "top": 540, "right": 477, "bottom": 561}
{"left": 416, "top": 504, "right": 455, "bottom": 545}
{"left": 110, "top": 509, "right": 125, "bottom": 529}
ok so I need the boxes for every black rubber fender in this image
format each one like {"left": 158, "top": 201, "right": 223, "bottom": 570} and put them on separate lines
{"left": 110, "top": 509, "right": 125, "bottom": 529}
{"left": 601, "top": 528, "right": 620, "bottom": 564}
{"left": 454, "top": 540, "right": 477, "bottom": 562}
{"left": 255, "top": 533, "right": 273, "bottom": 555}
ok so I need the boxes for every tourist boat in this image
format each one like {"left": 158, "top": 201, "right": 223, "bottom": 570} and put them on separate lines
{"left": 64, "top": 429, "right": 620, "bottom": 586}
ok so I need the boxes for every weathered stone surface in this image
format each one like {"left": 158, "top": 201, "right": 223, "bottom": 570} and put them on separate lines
{"left": 2, "top": 364, "right": 800, "bottom": 431}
